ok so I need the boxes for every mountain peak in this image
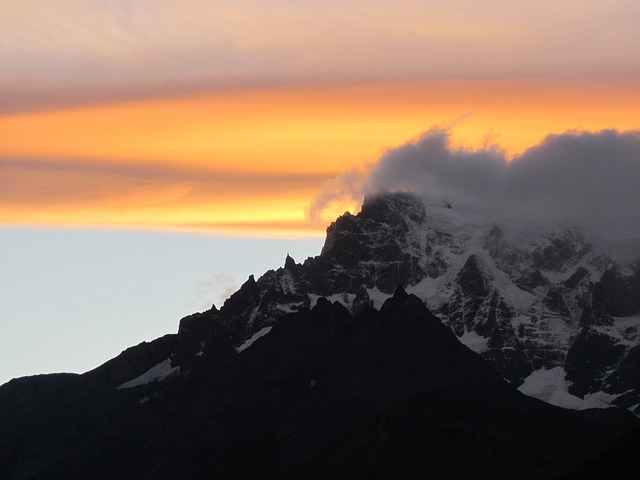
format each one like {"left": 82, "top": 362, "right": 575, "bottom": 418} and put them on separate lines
{"left": 284, "top": 253, "right": 296, "bottom": 270}
{"left": 359, "top": 191, "right": 426, "bottom": 225}
{"left": 393, "top": 283, "right": 409, "bottom": 299}
{"left": 226, "top": 192, "right": 640, "bottom": 415}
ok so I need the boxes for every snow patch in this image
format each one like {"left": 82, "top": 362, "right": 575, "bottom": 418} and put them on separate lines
{"left": 518, "top": 367, "right": 586, "bottom": 409}
{"left": 308, "top": 292, "right": 356, "bottom": 310}
{"left": 366, "top": 287, "right": 392, "bottom": 310}
{"left": 278, "top": 271, "right": 297, "bottom": 295}
{"left": 592, "top": 316, "right": 640, "bottom": 346}
{"left": 308, "top": 293, "right": 321, "bottom": 309}
{"left": 275, "top": 302, "right": 304, "bottom": 313}
{"left": 518, "top": 367, "right": 615, "bottom": 410}
{"left": 117, "top": 358, "right": 180, "bottom": 389}
{"left": 614, "top": 315, "right": 640, "bottom": 329}
{"left": 246, "top": 294, "right": 265, "bottom": 330}
{"left": 501, "top": 284, "right": 535, "bottom": 313}
{"left": 582, "top": 390, "right": 626, "bottom": 408}
{"left": 236, "top": 326, "right": 273, "bottom": 353}
{"left": 406, "top": 277, "right": 446, "bottom": 309}
{"left": 458, "top": 330, "right": 490, "bottom": 354}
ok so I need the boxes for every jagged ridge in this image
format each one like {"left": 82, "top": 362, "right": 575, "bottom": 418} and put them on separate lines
{"left": 1, "top": 290, "right": 636, "bottom": 479}
{"left": 195, "top": 192, "right": 640, "bottom": 414}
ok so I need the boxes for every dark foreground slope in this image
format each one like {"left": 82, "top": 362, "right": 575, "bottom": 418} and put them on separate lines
{"left": 562, "top": 424, "right": 640, "bottom": 480}
{"left": 1, "top": 289, "right": 636, "bottom": 480}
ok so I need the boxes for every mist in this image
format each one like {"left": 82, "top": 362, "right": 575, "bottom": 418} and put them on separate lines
{"left": 310, "top": 128, "right": 640, "bottom": 240}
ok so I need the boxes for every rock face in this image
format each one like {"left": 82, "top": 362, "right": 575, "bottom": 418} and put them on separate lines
{"left": 0, "top": 292, "right": 636, "bottom": 479}
{"left": 208, "top": 192, "right": 640, "bottom": 414}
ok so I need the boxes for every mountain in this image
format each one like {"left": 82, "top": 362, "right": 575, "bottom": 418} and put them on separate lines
{"left": 1, "top": 289, "right": 636, "bottom": 479}
{"left": 1, "top": 191, "right": 639, "bottom": 479}
{"left": 212, "top": 192, "right": 640, "bottom": 414}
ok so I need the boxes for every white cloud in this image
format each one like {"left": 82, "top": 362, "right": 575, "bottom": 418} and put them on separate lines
{"left": 193, "top": 273, "right": 238, "bottom": 310}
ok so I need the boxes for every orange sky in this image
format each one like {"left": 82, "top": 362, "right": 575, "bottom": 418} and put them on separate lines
{"left": 2, "top": 1, "right": 639, "bottom": 237}
{"left": 2, "top": 78, "right": 639, "bottom": 235}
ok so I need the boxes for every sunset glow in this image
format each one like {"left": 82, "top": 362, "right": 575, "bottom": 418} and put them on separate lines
{"left": 2, "top": 0, "right": 639, "bottom": 237}
{"left": 2, "top": 79, "right": 638, "bottom": 235}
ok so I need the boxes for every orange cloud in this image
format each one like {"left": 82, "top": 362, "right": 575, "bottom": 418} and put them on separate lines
{"left": 1, "top": 78, "right": 638, "bottom": 236}
{"left": 0, "top": 157, "right": 330, "bottom": 236}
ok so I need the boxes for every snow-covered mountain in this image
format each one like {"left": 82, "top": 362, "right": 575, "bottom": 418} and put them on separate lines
{"left": 195, "top": 192, "right": 640, "bottom": 414}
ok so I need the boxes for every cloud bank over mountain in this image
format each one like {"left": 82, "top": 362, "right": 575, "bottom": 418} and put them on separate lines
{"left": 310, "top": 129, "right": 640, "bottom": 240}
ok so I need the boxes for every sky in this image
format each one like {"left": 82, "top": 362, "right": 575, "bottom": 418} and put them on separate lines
{"left": 1, "top": 0, "right": 639, "bottom": 385}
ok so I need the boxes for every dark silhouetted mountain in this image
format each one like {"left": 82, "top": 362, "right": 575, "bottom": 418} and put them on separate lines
{"left": 1, "top": 291, "right": 637, "bottom": 479}
{"left": 562, "top": 425, "right": 640, "bottom": 480}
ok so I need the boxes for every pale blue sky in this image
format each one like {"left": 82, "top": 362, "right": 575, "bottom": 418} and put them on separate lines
{"left": 0, "top": 228, "right": 323, "bottom": 386}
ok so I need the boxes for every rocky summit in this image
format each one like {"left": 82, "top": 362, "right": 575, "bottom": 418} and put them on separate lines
{"left": 1, "top": 191, "right": 639, "bottom": 479}
{"left": 213, "top": 191, "right": 640, "bottom": 413}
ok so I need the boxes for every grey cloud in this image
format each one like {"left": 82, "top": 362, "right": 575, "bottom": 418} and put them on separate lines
{"left": 365, "top": 129, "right": 508, "bottom": 208}
{"left": 311, "top": 128, "right": 640, "bottom": 240}
{"left": 501, "top": 130, "right": 640, "bottom": 239}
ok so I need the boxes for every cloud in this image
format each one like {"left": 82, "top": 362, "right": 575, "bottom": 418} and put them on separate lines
{"left": 2, "top": 1, "right": 639, "bottom": 113}
{"left": 365, "top": 128, "right": 508, "bottom": 207}
{"left": 193, "top": 273, "right": 238, "bottom": 310}
{"left": 305, "top": 164, "right": 371, "bottom": 222}
{"left": 0, "top": 157, "right": 330, "bottom": 206}
{"left": 0, "top": 157, "right": 330, "bottom": 235}
{"left": 310, "top": 128, "right": 640, "bottom": 240}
